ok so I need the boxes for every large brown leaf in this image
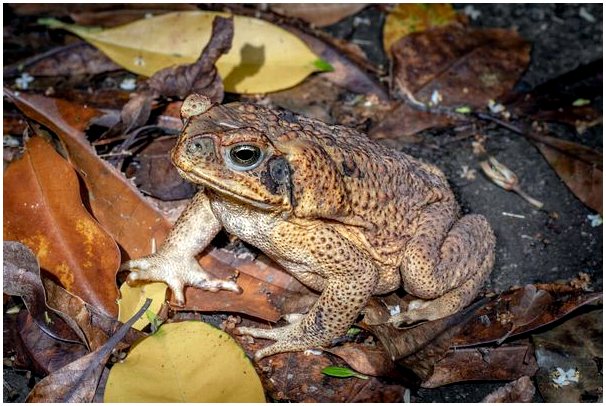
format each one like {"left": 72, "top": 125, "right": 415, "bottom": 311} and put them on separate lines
{"left": 4, "top": 88, "right": 171, "bottom": 260}
{"left": 421, "top": 342, "right": 538, "bottom": 388}
{"left": 392, "top": 24, "right": 530, "bottom": 108}
{"left": 4, "top": 136, "right": 120, "bottom": 316}
{"left": 452, "top": 284, "right": 602, "bottom": 347}
{"left": 528, "top": 132, "right": 602, "bottom": 214}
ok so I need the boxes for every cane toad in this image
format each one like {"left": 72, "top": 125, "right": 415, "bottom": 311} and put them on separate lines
{"left": 122, "top": 94, "right": 496, "bottom": 360}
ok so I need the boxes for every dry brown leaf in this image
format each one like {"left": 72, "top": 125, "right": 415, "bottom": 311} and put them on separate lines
{"left": 4, "top": 135, "right": 120, "bottom": 316}
{"left": 497, "top": 284, "right": 551, "bottom": 344}
{"left": 422, "top": 343, "right": 538, "bottom": 388}
{"left": 3, "top": 241, "right": 83, "bottom": 344}
{"left": 131, "top": 136, "right": 196, "bottom": 201}
{"left": 369, "top": 102, "right": 459, "bottom": 142}
{"left": 528, "top": 132, "right": 602, "bottom": 214}
{"left": 244, "top": 346, "right": 406, "bottom": 402}
{"left": 393, "top": 25, "right": 530, "bottom": 108}
{"left": 3, "top": 42, "right": 121, "bottom": 78}
{"left": 26, "top": 299, "right": 151, "bottom": 403}
{"left": 4, "top": 89, "right": 171, "bottom": 260}
{"left": 326, "top": 342, "right": 396, "bottom": 378}
{"left": 43, "top": 276, "right": 145, "bottom": 351}
{"left": 270, "top": 4, "right": 367, "bottom": 27}
{"left": 287, "top": 27, "right": 388, "bottom": 100}
{"left": 481, "top": 376, "right": 536, "bottom": 403}
{"left": 70, "top": 6, "right": 198, "bottom": 27}
{"left": 147, "top": 15, "right": 233, "bottom": 101}
{"left": 453, "top": 284, "right": 602, "bottom": 347}
{"left": 16, "top": 311, "right": 88, "bottom": 376}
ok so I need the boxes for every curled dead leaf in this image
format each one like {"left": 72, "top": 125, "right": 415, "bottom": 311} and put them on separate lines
{"left": 3, "top": 241, "right": 83, "bottom": 344}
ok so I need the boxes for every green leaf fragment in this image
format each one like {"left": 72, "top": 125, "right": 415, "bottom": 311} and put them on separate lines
{"left": 321, "top": 366, "right": 369, "bottom": 380}
{"left": 346, "top": 327, "right": 361, "bottom": 336}
{"left": 145, "top": 309, "right": 163, "bottom": 333}
{"left": 455, "top": 106, "right": 472, "bottom": 114}
{"left": 313, "top": 58, "right": 334, "bottom": 72}
{"left": 572, "top": 98, "right": 591, "bottom": 107}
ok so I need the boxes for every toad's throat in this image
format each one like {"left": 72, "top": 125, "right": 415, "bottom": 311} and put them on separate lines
{"left": 176, "top": 167, "right": 276, "bottom": 211}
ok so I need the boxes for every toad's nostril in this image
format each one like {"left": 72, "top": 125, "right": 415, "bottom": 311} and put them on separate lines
{"left": 187, "top": 137, "right": 215, "bottom": 157}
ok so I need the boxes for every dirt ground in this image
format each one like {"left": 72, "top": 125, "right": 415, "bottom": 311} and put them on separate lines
{"left": 3, "top": 3, "right": 603, "bottom": 403}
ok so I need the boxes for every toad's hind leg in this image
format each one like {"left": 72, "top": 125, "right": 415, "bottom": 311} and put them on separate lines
{"left": 395, "top": 211, "right": 495, "bottom": 324}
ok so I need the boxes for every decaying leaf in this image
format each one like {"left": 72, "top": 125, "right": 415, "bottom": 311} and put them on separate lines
{"left": 41, "top": 11, "right": 326, "bottom": 93}
{"left": 496, "top": 284, "right": 551, "bottom": 344}
{"left": 421, "top": 343, "right": 538, "bottom": 388}
{"left": 270, "top": 4, "right": 367, "bottom": 27}
{"left": 3, "top": 241, "right": 83, "bottom": 344}
{"left": 383, "top": 4, "right": 462, "bottom": 55}
{"left": 130, "top": 136, "right": 196, "bottom": 201}
{"left": 506, "top": 59, "right": 602, "bottom": 129}
{"left": 245, "top": 346, "right": 406, "bottom": 402}
{"left": 104, "top": 321, "right": 265, "bottom": 402}
{"left": 4, "top": 135, "right": 120, "bottom": 317}
{"left": 43, "top": 276, "right": 145, "bottom": 352}
{"left": 147, "top": 15, "right": 233, "bottom": 101}
{"left": 368, "top": 102, "right": 459, "bottom": 141}
{"left": 3, "top": 42, "right": 121, "bottom": 78}
{"left": 360, "top": 295, "right": 486, "bottom": 362}
{"left": 533, "top": 308, "right": 602, "bottom": 402}
{"left": 326, "top": 342, "right": 397, "bottom": 378}
{"left": 481, "top": 376, "right": 536, "bottom": 403}
{"left": 528, "top": 131, "right": 602, "bottom": 214}
{"left": 392, "top": 25, "right": 530, "bottom": 108}
{"left": 69, "top": 5, "right": 198, "bottom": 27}
{"left": 119, "top": 92, "right": 153, "bottom": 134}
{"left": 26, "top": 299, "right": 151, "bottom": 403}
{"left": 453, "top": 283, "right": 602, "bottom": 347}
{"left": 16, "top": 311, "right": 88, "bottom": 375}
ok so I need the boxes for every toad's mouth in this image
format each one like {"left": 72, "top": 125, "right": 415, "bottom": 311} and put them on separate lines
{"left": 176, "top": 167, "right": 275, "bottom": 211}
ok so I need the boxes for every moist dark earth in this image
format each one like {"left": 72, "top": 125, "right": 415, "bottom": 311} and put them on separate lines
{"left": 3, "top": 3, "right": 603, "bottom": 403}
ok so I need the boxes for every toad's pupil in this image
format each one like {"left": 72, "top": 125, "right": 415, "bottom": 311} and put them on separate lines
{"left": 236, "top": 149, "right": 254, "bottom": 162}
{"left": 231, "top": 146, "right": 260, "bottom": 165}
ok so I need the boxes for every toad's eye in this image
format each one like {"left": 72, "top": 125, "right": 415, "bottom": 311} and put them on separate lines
{"left": 226, "top": 144, "right": 264, "bottom": 170}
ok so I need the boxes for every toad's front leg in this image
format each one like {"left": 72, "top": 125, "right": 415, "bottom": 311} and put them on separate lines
{"left": 121, "top": 191, "right": 241, "bottom": 304}
{"left": 236, "top": 231, "right": 379, "bottom": 360}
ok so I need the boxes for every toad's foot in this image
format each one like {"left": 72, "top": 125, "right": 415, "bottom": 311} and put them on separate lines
{"left": 121, "top": 254, "right": 241, "bottom": 305}
{"left": 389, "top": 277, "right": 479, "bottom": 325}
{"left": 235, "top": 313, "right": 327, "bottom": 361}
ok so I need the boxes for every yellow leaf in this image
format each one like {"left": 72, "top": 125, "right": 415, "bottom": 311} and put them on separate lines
{"left": 104, "top": 321, "right": 265, "bottom": 402}
{"left": 40, "top": 11, "right": 326, "bottom": 94}
{"left": 383, "top": 4, "right": 460, "bottom": 55}
{"left": 118, "top": 282, "right": 167, "bottom": 331}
